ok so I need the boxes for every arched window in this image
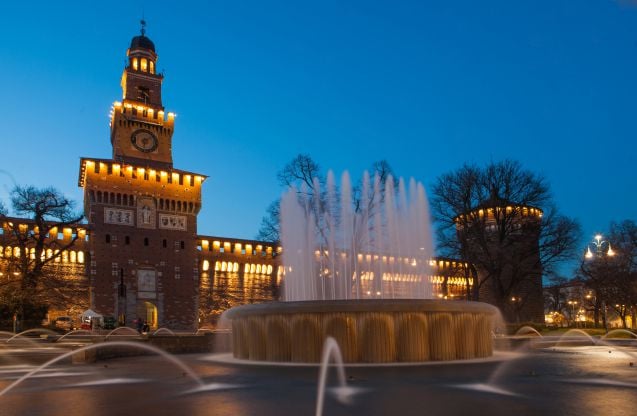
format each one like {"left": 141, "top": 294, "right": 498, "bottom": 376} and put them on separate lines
{"left": 132, "top": 58, "right": 139, "bottom": 70}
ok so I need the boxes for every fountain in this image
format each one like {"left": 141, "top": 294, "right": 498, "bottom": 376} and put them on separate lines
{"left": 225, "top": 171, "right": 498, "bottom": 363}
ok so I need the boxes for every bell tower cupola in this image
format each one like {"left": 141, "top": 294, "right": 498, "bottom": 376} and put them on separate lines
{"left": 124, "top": 20, "right": 162, "bottom": 107}
{"left": 110, "top": 20, "right": 175, "bottom": 168}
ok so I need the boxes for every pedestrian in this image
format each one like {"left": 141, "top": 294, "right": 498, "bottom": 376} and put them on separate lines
{"left": 136, "top": 318, "right": 143, "bottom": 333}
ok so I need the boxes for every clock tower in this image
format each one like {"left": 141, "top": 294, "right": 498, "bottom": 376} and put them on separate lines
{"left": 111, "top": 22, "right": 174, "bottom": 168}
{"left": 78, "top": 22, "right": 206, "bottom": 330}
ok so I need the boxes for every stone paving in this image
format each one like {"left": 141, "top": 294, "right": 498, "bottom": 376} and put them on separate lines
{"left": 1, "top": 339, "right": 636, "bottom": 416}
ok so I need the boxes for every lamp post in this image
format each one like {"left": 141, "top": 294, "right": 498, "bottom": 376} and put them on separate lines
{"left": 567, "top": 300, "right": 578, "bottom": 327}
{"left": 584, "top": 234, "right": 614, "bottom": 333}
{"left": 511, "top": 296, "right": 521, "bottom": 323}
{"left": 585, "top": 234, "right": 615, "bottom": 260}
{"left": 585, "top": 291, "right": 596, "bottom": 328}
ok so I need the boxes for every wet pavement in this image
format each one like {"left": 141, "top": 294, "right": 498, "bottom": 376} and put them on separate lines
{"left": 1, "top": 341, "right": 636, "bottom": 416}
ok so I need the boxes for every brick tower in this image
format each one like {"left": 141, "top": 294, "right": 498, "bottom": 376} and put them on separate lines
{"left": 456, "top": 205, "right": 544, "bottom": 324}
{"left": 78, "top": 22, "right": 206, "bottom": 330}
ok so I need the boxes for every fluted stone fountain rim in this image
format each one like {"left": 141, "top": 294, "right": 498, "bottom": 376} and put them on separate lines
{"left": 226, "top": 300, "right": 499, "bottom": 363}
{"left": 225, "top": 299, "right": 498, "bottom": 317}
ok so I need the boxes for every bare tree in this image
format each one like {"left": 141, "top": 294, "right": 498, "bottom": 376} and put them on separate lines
{"left": 0, "top": 186, "right": 85, "bottom": 329}
{"left": 276, "top": 154, "right": 322, "bottom": 190}
{"left": 256, "top": 201, "right": 281, "bottom": 242}
{"left": 256, "top": 155, "right": 322, "bottom": 242}
{"left": 256, "top": 154, "right": 396, "bottom": 242}
{"left": 544, "top": 275, "right": 569, "bottom": 316}
{"left": 430, "top": 160, "right": 581, "bottom": 322}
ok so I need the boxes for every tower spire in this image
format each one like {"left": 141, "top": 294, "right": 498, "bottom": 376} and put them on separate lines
{"left": 140, "top": 18, "right": 146, "bottom": 36}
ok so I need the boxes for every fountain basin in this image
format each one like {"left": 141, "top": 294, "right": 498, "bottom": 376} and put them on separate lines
{"left": 225, "top": 299, "right": 497, "bottom": 363}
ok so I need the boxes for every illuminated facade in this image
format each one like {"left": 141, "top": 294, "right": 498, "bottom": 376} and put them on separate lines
{"left": 0, "top": 218, "right": 89, "bottom": 320}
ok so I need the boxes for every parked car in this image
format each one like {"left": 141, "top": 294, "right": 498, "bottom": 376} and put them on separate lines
{"left": 54, "top": 316, "right": 74, "bottom": 331}
{"left": 103, "top": 316, "right": 117, "bottom": 330}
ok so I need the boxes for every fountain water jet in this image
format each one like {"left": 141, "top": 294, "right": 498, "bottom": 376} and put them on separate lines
{"left": 315, "top": 337, "right": 365, "bottom": 416}
{"left": 152, "top": 328, "right": 176, "bottom": 336}
{"left": 56, "top": 330, "right": 94, "bottom": 343}
{"left": 226, "top": 171, "right": 498, "bottom": 363}
{"left": 104, "top": 326, "right": 141, "bottom": 339}
{"left": 0, "top": 341, "right": 204, "bottom": 397}
{"left": 6, "top": 328, "right": 59, "bottom": 343}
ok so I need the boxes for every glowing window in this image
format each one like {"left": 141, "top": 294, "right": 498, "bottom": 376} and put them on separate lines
{"left": 141, "top": 58, "right": 148, "bottom": 71}
{"left": 78, "top": 251, "right": 85, "bottom": 264}
{"left": 132, "top": 58, "right": 139, "bottom": 70}
{"left": 149, "top": 60, "right": 155, "bottom": 74}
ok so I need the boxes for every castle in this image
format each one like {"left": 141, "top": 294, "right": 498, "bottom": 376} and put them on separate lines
{"left": 0, "top": 27, "right": 543, "bottom": 329}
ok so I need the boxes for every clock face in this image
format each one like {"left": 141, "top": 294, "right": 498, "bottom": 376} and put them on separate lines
{"left": 131, "top": 129, "right": 158, "bottom": 153}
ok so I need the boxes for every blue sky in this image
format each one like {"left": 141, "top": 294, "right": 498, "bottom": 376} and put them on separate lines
{"left": 0, "top": 1, "right": 635, "bottom": 274}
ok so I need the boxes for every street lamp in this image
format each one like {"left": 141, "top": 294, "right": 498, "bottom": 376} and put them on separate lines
{"left": 585, "top": 234, "right": 615, "bottom": 259}
{"left": 567, "top": 300, "right": 578, "bottom": 327}
{"left": 584, "top": 234, "right": 614, "bottom": 333}
{"left": 510, "top": 296, "right": 522, "bottom": 323}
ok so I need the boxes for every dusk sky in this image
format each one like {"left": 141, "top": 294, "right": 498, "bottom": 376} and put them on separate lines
{"left": 1, "top": 1, "right": 636, "bottom": 275}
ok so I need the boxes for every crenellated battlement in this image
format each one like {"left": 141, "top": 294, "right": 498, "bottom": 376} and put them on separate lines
{"left": 79, "top": 158, "right": 205, "bottom": 190}
{"left": 109, "top": 101, "right": 175, "bottom": 129}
